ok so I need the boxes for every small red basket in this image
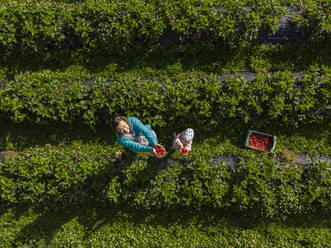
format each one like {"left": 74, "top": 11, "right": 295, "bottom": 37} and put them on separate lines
{"left": 245, "top": 130, "right": 277, "bottom": 152}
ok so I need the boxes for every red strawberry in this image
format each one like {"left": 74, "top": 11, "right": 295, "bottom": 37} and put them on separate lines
{"left": 248, "top": 132, "right": 274, "bottom": 152}
{"left": 155, "top": 146, "right": 165, "bottom": 156}
{"left": 181, "top": 147, "right": 188, "bottom": 154}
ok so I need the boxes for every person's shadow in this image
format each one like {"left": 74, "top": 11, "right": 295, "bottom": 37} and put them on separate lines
{"left": 10, "top": 197, "right": 330, "bottom": 246}
{"left": 10, "top": 153, "right": 171, "bottom": 245}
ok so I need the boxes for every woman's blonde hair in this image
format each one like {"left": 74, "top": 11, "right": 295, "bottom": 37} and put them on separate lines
{"left": 112, "top": 116, "right": 130, "bottom": 135}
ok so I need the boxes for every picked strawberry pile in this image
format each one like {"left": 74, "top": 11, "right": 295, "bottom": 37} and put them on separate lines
{"left": 248, "top": 132, "right": 274, "bottom": 152}
{"left": 181, "top": 147, "right": 188, "bottom": 155}
{"left": 155, "top": 146, "right": 165, "bottom": 156}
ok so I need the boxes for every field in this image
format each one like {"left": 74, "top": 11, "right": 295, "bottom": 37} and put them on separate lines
{"left": 0, "top": 0, "right": 330, "bottom": 247}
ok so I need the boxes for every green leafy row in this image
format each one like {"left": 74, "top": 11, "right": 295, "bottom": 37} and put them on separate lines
{"left": 0, "top": 0, "right": 319, "bottom": 55}
{"left": 0, "top": 142, "right": 330, "bottom": 218}
{"left": 0, "top": 67, "right": 330, "bottom": 127}
{"left": 288, "top": 0, "right": 331, "bottom": 36}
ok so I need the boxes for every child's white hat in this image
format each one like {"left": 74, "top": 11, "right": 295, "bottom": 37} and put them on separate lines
{"left": 181, "top": 128, "right": 194, "bottom": 142}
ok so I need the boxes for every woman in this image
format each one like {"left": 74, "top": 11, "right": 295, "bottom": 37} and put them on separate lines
{"left": 112, "top": 116, "right": 165, "bottom": 158}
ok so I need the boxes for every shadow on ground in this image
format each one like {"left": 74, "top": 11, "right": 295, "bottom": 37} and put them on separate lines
{"left": 1, "top": 37, "right": 330, "bottom": 80}
{"left": 4, "top": 201, "right": 330, "bottom": 246}
{"left": 1, "top": 118, "right": 329, "bottom": 154}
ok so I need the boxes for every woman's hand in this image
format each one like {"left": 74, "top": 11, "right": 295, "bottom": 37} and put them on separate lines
{"left": 153, "top": 144, "right": 166, "bottom": 158}
{"left": 154, "top": 143, "right": 165, "bottom": 151}
{"left": 152, "top": 148, "right": 162, "bottom": 158}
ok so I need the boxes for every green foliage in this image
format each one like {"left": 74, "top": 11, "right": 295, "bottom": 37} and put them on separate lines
{"left": 289, "top": 0, "right": 331, "bottom": 37}
{"left": 0, "top": 204, "right": 330, "bottom": 247}
{"left": 0, "top": 141, "right": 329, "bottom": 218}
{"left": 0, "top": 0, "right": 289, "bottom": 55}
{"left": 1, "top": 0, "right": 328, "bottom": 57}
{"left": 0, "top": 0, "right": 329, "bottom": 230}
{"left": 1, "top": 39, "right": 331, "bottom": 82}
{"left": 0, "top": 142, "right": 117, "bottom": 204}
{"left": 0, "top": 67, "right": 329, "bottom": 127}
{"left": 277, "top": 149, "right": 298, "bottom": 163}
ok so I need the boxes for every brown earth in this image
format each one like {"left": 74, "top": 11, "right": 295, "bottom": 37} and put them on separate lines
{"left": 0, "top": 151, "right": 23, "bottom": 162}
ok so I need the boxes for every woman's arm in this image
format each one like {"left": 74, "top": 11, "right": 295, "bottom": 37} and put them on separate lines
{"left": 117, "top": 136, "right": 153, "bottom": 153}
{"left": 129, "top": 117, "right": 158, "bottom": 147}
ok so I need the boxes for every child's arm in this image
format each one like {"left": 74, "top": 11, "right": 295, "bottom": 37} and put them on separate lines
{"left": 172, "top": 133, "right": 183, "bottom": 151}
{"left": 185, "top": 141, "right": 192, "bottom": 151}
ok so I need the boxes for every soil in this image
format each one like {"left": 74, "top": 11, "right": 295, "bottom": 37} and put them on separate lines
{"left": 0, "top": 151, "right": 23, "bottom": 162}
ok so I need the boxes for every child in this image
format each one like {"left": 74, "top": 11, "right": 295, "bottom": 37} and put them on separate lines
{"left": 172, "top": 128, "right": 194, "bottom": 155}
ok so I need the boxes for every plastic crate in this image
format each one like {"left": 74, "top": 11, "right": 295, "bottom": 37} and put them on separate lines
{"left": 245, "top": 130, "right": 277, "bottom": 153}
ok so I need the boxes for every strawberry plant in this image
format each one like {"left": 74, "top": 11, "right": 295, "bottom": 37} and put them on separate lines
{"left": 289, "top": 0, "right": 331, "bottom": 37}
{"left": 0, "top": 68, "right": 329, "bottom": 127}
{"left": 0, "top": 142, "right": 329, "bottom": 218}
{"left": 0, "top": 0, "right": 296, "bottom": 56}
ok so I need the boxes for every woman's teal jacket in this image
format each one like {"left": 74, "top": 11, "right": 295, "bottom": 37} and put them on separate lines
{"left": 116, "top": 117, "right": 157, "bottom": 153}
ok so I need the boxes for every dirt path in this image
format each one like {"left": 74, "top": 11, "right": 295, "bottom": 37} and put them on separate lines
{"left": 0, "top": 151, "right": 23, "bottom": 162}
